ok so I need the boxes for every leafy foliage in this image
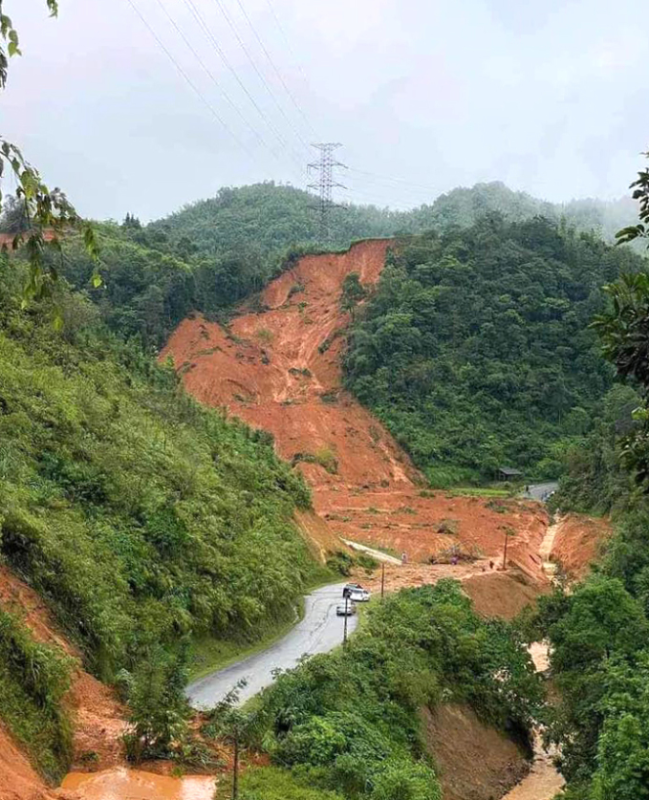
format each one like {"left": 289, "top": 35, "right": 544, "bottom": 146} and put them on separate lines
{"left": 235, "top": 767, "right": 344, "bottom": 800}
{"left": 0, "top": 2, "right": 99, "bottom": 308}
{"left": 254, "top": 581, "right": 541, "bottom": 800}
{"left": 344, "top": 216, "right": 642, "bottom": 483}
{"left": 0, "top": 606, "right": 72, "bottom": 781}
{"left": 553, "top": 384, "right": 640, "bottom": 514}
{"left": 0, "top": 258, "right": 319, "bottom": 689}
{"left": 536, "top": 168, "right": 649, "bottom": 796}
{"left": 615, "top": 152, "right": 649, "bottom": 247}
{"left": 122, "top": 644, "right": 194, "bottom": 763}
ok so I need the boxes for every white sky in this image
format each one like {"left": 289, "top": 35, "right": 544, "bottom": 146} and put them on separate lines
{"left": 1, "top": 0, "right": 648, "bottom": 220}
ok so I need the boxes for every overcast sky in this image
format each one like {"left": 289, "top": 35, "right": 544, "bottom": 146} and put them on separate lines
{"left": 2, "top": 0, "right": 648, "bottom": 221}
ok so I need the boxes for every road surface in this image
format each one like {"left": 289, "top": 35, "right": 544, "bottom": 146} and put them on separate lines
{"left": 187, "top": 582, "right": 357, "bottom": 709}
{"left": 523, "top": 482, "right": 558, "bottom": 502}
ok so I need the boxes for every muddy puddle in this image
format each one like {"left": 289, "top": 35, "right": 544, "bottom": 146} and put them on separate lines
{"left": 61, "top": 768, "right": 215, "bottom": 799}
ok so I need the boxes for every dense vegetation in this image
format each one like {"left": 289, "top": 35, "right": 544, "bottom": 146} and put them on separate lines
{"left": 0, "top": 257, "right": 322, "bottom": 690}
{"left": 240, "top": 580, "right": 541, "bottom": 800}
{"left": 13, "top": 181, "right": 636, "bottom": 354}
{"left": 0, "top": 608, "right": 72, "bottom": 781}
{"left": 145, "top": 180, "right": 639, "bottom": 253}
{"left": 535, "top": 190, "right": 649, "bottom": 798}
{"left": 344, "top": 215, "right": 644, "bottom": 484}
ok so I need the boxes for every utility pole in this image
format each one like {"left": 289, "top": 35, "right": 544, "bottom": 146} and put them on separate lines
{"left": 381, "top": 562, "right": 385, "bottom": 600}
{"left": 502, "top": 529, "right": 510, "bottom": 571}
{"left": 342, "top": 587, "right": 350, "bottom": 647}
{"left": 308, "top": 143, "right": 347, "bottom": 242}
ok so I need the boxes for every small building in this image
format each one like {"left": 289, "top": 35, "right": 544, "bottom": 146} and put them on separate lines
{"left": 497, "top": 466, "right": 523, "bottom": 481}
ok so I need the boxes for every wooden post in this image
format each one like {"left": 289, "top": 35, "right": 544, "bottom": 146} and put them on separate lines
{"left": 502, "top": 528, "right": 509, "bottom": 571}
{"left": 381, "top": 562, "right": 385, "bottom": 600}
{"left": 343, "top": 593, "right": 349, "bottom": 647}
{"left": 232, "top": 729, "right": 239, "bottom": 800}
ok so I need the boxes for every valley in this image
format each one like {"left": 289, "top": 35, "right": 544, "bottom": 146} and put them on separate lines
{"left": 3, "top": 2, "right": 649, "bottom": 797}
{"left": 0, "top": 188, "right": 637, "bottom": 800}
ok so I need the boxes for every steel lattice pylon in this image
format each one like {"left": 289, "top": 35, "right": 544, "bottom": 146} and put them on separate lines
{"left": 307, "top": 143, "right": 347, "bottom": 241}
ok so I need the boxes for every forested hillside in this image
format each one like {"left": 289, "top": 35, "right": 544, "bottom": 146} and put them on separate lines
{"left": 143, "top": 180, "right": 639, "bottom": 253}
{"left": 344, "top": 216, "right": 644, "bottom": 484}
{"left": 145, "top": 182, "right": 406, "bottom": 253}
{"left": 0, "top": 254, "right": 325, "bottom": 775}
{"left": 406, "top": 182, "right": 639, "bottom": 245}
{"left": 520, "top": 203, "right": 649, "bottom": 797}
{"left": 26, "top": 181, "right": 639, "bottom": 355}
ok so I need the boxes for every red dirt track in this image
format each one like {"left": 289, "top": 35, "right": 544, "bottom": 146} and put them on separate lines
{"left": 162, "top": 240, "right": 549, "bottom": 578}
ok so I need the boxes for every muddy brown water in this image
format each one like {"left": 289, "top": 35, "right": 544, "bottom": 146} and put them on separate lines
{"left": 61, "top": 768, "right": 215, "bottom": 799}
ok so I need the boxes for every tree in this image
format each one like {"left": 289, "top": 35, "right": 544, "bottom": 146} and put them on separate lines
{"left": 340, "top": 272, "right": 367, "bottom": 320}
{"left": 0, "top": 194, "right": 28, "bottom": 233}
{"left": 0, "top": 1, "right": 99, "bottom": 307}
{"left": 615, "top": 151, "right": 649, "bottom": 248}
{"left": 122, "top": 645, "right": 192, "bottom": 763}
{"left": 206, "top": 684, "right": 263, "bottom": 800}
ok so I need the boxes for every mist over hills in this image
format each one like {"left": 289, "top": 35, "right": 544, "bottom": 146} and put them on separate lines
{"left": 144, "top": 179, "right": 641, "bottom": 255}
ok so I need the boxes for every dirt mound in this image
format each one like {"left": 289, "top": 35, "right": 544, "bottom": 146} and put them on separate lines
{"left": 463, "top": 571, "right": 547, "bottom": 621}
{"left": 317, "top": 488, "right": 549, "bottom": 581}
{"left": 0, "top": 565, "right": 126, "bottom": 795}
{"left": 550, "top": 513, "right": 611, "bottom": 579}
{"left": 422, "top": 704, "right": 529, "bottom": 800}
{"left": 163, "top": 240, "right": 550, "bottom": 580}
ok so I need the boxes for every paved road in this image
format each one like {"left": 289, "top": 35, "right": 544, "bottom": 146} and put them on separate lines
{"left": 523, "top": 482, "right": 559, "bottom": 502}
{"left": 186, "top": 582, "right": 357, "bottom": 709}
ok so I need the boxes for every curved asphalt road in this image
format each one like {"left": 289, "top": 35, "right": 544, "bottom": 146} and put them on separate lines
{"left": 188, "top": 484, "right": 557, "bottom": 709}
{"left": 187, "top": 582, "right": 357, "bottom": 709}
{"left": 523, "top": 482, "right": 559, "bottom": 502}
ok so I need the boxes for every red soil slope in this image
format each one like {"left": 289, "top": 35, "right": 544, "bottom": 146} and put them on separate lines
{"left": 163, "top": 240, "right": 548, "bottom": 580}
{"left": 551, "top": 513, "right": 612, "bottom": 579}
{"left": 0, "top": 566, "right": 126, "bottom": 799}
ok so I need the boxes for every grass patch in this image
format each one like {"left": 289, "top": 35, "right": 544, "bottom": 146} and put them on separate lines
{"left": 226, "top": 766, "right": 343, "bottom": 800}
{"left": 255, "top": 327, "right": 274, "bottom": 343}
{"left": 188, "top": 602, "right": 305, "bottom": 682}
{"left": 449, "top": 487, "right": 512, "bottom": 497}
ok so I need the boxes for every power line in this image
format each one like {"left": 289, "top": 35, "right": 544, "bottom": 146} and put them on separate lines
{"left": 344, "top": 181, "right": 434, "bottom": 208}
{"left": 152, "top": 0, "right": 277, "bottom": 160}
{"left": 232, "top": 0, "right": 317, "bottom": 139}
{"left": 181, "top": 0, "right": 304, "bottom": 173}
{"left": 125, "top": 0, "right": 256, "bottom": 162}
{"left": 263, "top": 0, "right": 314, "bottom": 99}
{"left": 348, "top": 167, "right": 439, "bottom": 195}
{"left": 210, "top": 0, "right": 312, "bottom": 154}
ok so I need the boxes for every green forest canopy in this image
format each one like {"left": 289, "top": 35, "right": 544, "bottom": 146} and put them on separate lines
{"left": 344, "top": 215, "right": 645, "bottom": 484}
{"left": 6, "top": 179, "right": 637, "bottom": 353}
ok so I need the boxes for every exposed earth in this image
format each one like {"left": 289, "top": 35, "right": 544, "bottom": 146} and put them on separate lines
{"left": 1, "top": 240, "right": 607, "bottom": 800}
{"left": 550, "top": 513, "right": 612, "bottom": 579}
{"left": 162, "top": 240, "right": 550, "bottom": 580}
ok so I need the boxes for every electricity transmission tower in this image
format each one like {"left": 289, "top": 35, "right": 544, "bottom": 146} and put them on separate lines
{"left": 308, "top": 143, "right": 347, "bottom": 241}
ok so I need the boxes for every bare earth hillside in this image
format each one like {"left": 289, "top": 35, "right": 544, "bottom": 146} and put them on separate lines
{"left": 163, "top": 240, "right": 549, "bottom": 578}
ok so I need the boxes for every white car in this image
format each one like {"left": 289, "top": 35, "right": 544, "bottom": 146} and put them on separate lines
{"left": 344, "top": 587, "right": 370, "bottom": 603}
{"left": 336, "top": 602, "right": 357, "bottom": 616}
